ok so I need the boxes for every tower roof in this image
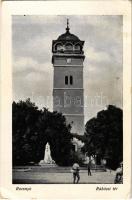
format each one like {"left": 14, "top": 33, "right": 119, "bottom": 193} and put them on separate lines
{"left": 57, "top": 19, "right": 80, "bottom": 41}
{"left": 57, "top": 32, "right": 80, "bottom": 41}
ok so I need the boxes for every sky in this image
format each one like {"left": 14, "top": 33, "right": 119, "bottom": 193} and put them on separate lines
{"left": 12, "top": 15, "right": 123, "bottom": 122}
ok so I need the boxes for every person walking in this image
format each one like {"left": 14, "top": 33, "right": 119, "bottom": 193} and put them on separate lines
{"left": 87, "top": 161, "right": 92, "bottom": 176}
{"left": 72, "top": 162, "right": 80, "bottom": 184}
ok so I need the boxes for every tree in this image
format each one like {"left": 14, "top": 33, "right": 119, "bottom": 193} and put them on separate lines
{"left": 83, "top": 105, "right": 123, "bottom": 169}
{"left": 37, "top": 109, "right": 73, "bottom": 165}
{"left": 12, "top": 99, "right": 73, "bottom": 166}
{"left": 12, "top": 99, "right": 43, "bottom": 165}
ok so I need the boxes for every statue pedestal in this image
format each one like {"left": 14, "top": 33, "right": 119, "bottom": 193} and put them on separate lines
{"left": 39, "top": 160, "right": 57, "bottom": 167}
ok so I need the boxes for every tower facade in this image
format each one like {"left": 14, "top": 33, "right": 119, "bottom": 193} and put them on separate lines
{"left": 52, "top": 20, "right": 85, "bottom": 135}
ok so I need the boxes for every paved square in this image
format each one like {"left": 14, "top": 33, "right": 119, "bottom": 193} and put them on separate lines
{"left": 13, "top": 166, "right": 116, "bottom": 184}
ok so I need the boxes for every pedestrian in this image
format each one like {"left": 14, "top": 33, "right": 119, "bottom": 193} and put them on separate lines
{"left": 114, "top": 162, "right": 123, "bottom": 184}
{"left": 72, "top": 162, "right": 80, "bottom": 184}
{"left": 87, "top": 161, "right": 92, "bottom": 176}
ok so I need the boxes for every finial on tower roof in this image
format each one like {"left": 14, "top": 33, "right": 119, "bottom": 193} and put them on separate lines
{"left": 66, "top": 19, "right": 70, "bottom": 32}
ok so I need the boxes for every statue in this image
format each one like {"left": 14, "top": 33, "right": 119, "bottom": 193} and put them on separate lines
{"left": 39, "top": 142, "right": 56, "bottom": 166}
{"left": 44, "top": 142, "right": 55, "bottom": 164}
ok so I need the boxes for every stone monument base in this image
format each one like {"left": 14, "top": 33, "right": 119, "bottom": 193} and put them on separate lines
{"left": 39, "top": 160, "right": 57, "bottom": 167}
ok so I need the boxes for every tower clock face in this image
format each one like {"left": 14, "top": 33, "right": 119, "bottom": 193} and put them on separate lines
{"left": 66, "top": 58, "right": 72, "bottom": 63}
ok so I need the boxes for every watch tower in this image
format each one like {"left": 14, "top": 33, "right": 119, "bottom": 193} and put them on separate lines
{"left": 52, "top": 20, "right": 85, "bottom": 135}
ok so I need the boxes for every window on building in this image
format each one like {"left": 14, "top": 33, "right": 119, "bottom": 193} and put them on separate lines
{"left": 65, "top": 76, "right": 68, "bottom": 85}
{"left": 65, "top": 76, "right": 73, "bottom": 85}
{"left": 55, "top": 43, "right": 63, "bottom": 51}
{"left": 75, "top": 44, "right": 81, "bottom": 50}
{"left": 65, "top": 43, "right": 73, "bottom": 51}
{"left": 70, "top": 76, "right": 73, "bottom": 85}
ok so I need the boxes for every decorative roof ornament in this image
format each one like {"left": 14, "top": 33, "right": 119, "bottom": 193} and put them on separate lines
{"left": 66, "top": 19, "right": 70, "bottom": 32}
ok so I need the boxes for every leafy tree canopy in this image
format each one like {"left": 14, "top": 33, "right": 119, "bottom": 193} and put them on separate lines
{"left": 12, "top": 99, "right": 73, "bottom": 166}
{"left": 83, "top": 105, "right": 123, "bottom": 170}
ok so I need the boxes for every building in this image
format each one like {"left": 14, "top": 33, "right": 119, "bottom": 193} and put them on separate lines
{"left": 52, "top": 20, "right": 85, "bottom": 135}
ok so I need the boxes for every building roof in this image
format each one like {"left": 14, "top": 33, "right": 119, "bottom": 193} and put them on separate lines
{"left": 57, "top": 32, "right": 80, "bottom": 41}
{"left": 57, "top": 19, "right": 80, "bottom": 41}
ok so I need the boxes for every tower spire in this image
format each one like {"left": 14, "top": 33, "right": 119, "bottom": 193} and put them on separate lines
{"left": 66, "top": 19, "right": 70, "bottom": 32}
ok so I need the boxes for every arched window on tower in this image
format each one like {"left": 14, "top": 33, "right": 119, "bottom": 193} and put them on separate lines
{"left": 65, "top": 76, "right": 68, "bottom": 85}
{"left": 65, "top": 43, "right": 73, "bottom": 51}
{"left": 55, "top": 43, "right": 63, "bottom": 51}
{"left": 70, "top": 76, "right": 73, "bottom": 85}
{"left": 74, "top": 44, "right": 81, "bottom": 51}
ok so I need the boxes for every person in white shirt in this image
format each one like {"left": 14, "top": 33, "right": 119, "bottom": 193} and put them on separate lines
{"left": 72, "top": 163, "right": 80, "bottom": 184}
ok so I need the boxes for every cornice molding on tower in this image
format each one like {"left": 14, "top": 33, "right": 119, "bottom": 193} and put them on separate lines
{"left": 53, "top": 53, "right": 85, "bottom": 57}
{"left": 53, "top": 88, "right": 84, "bottom": 90}
{"left": 53, "top": 64, "right": 84, "bottom": 67}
